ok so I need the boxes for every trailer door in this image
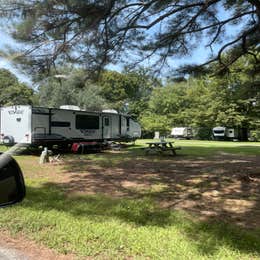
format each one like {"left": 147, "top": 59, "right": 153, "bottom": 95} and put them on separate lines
{"left": 0, "top": 106, "right": 32, "bottom": 144}
{"left": 32, "top": 107, "right": 50, "bottom": 136}
{"left": 103, "top": 116, "right": 111, "bottom": 139}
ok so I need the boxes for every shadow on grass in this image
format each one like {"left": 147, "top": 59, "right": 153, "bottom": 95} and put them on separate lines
{"left": 23, "top": 184, "right": 173, "bottom": 227}
{"left": 60, "top": 148, "right": 260, "bottom": 227}
{"left": 21, "top": 183, "right": 260, "bottom": 257}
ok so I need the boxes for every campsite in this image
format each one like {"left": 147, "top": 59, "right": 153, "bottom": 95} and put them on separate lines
{"left": 0, "top": 140, "right": 260, "bottom": 259}
{"left": 0, "top": 1, "right": 259, "bottom": 259}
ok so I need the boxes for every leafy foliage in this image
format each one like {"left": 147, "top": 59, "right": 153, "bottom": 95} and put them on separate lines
{"left": 141, "top": 54, "right": 260, "bottom": 134}
{"left": 99, "top": 69, "right": 157, "bottom": 116}
{"left": 37, "top": 67, "right": 157, "bottom": 114}
{"left": 38, "top": 68, "right": 107, "bottom": 111}
{"left": 0, "top": 69, "right": 34, "bottom": 106}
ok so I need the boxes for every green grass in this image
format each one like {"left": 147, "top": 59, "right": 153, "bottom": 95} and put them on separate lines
{"left": 1, "top": 178, "right": 260, "bottom": 259}
{"left": 134, "top": 139, "right": 260, "bottom": 157}
{"left": 0, "top": 145, "right": 9, "bottom": 153}
{"left": 0, "top": 140, "right": 260, "bottom": 259}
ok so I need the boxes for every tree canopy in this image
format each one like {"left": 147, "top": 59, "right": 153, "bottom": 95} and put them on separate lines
{"left": 140, "top": 53, "right": 260, "bottom": 135}
{"left": 38, "top": 68, "right": 107, "bottom": 111}
{"left": 0, "top": 0, "right": 259, "bottom": 74}
{"left": 37, "top": 67, "right": 158, "bottom": 117}
{"left": 99, "top": 69, "right": 158, "bottom": 115}
{"left": 0, "top": 68, "right": 34, "bottom": 105}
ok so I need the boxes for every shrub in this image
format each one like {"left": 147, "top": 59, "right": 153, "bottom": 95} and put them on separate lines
{"left": 249, "top": 130, "right": 260, "bottom": 141}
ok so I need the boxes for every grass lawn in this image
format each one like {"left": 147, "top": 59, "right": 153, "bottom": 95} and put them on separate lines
{"left": 0, "top": 140, "right": 260, "bottom": 259}
{"left": 135, "top": 139, "right": 260, "bottom": 156}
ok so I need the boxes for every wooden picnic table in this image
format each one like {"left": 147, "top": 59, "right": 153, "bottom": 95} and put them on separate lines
{"left": 144, "top": 141, "right": 181, "bottom": 156}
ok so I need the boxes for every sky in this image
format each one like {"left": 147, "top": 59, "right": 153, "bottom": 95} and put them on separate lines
{"left": 0, "top": 31, "right": 32, "bottom": 85}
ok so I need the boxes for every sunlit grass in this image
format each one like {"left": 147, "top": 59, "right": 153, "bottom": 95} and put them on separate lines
{"left": 133, "top": 139, "right": 260, "bottom": 156}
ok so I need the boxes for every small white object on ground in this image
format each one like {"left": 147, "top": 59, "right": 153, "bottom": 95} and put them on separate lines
{"left": 39, "top": 147, "right": 49, "bottom": 164}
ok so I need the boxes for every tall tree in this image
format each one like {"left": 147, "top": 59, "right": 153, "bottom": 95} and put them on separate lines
{"left": 99, "top": 68, "right": 157, "bottom": 116}
{"left": 38, "top": 68, "right": 107, "bottom": 111}
{"left": 140, "top": 82, "right": 191, "bottom": 133}
{"left": 0, "top": 1, "right": 259, "bottom": 74}
{"left": 0, "top": 69, "right": 34, "bottom": 105}
{"left": 140, "top": 53, "right": 260, "bottom": 134}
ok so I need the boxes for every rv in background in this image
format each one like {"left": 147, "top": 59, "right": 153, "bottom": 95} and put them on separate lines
{"left": 0, "top": 105, "right": 141, "bottom": 147}
{"left": 212, "top": 126, "right": 248, "bottom": 141}
{"left": 171, "top": 127, "right": 193, "bottom": 139}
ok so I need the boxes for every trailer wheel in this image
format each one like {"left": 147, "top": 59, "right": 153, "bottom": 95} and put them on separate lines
{"left": 77, "top": 144, "right": 84, "bottom": 154}
{"left": 3, "top": 135, "right": 15, "bottom": 146}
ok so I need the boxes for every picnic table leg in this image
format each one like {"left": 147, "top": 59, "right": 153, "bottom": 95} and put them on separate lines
{"left": 145, "top": 145, "right": 151, "bottom": 155}
{"left": 167, "top": 143, "right": 176, "bottom": 156}
{"left": 145, "top": 148, "right": 151, "bottom": 155}
{"left": 145, "top": 144, "right": 155, "bottom": 155}
{"left": 155, "top": 144, "right": 163, "bottom": 155}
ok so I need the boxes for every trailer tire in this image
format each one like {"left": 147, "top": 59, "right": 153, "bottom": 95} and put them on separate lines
{"left": 3, "top": 135, "right": 15, "bottom": 146}
{"left": 77, "top": 144, "right": 83, "bottom": 154}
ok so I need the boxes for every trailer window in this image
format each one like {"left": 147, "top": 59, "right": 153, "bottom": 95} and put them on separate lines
{"left": 51, "top": 121, "right": 71, "bottom": 127}
{"left": 214, "top": 130, "right": 225, "bottom": 134}
{"left": 76, "top": 115, "right": 99, "bottom": 129}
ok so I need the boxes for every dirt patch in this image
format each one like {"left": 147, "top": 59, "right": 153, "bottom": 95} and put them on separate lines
{"left": 0, "top": 230, "right": 77, "bottom": 260}
{"left": 19, "top": 152, "right": 260, "bottom": 229}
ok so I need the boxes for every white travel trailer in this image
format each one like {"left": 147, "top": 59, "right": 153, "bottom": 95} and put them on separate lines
{"left": 212, "top": 126, "right": 237, "bottom": 141}
{"left": 171, "top": 127, "right": 193, "bottom": 139}
{"left": 0, "top": 105, "right": 141, "bottom": 147}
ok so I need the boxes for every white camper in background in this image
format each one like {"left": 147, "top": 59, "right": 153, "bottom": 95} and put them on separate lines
{"left": 153, "top": 131, "right": 160, "bottom": 139}
{"left": 0, "top": 105, "right": 141, "bottom": 147}
{"left": 212, "top": 126, "right": 226, "bottom": 140}
{"left": 212, "top": 126, "right": 237, "bottom": 141}
{"left": 171, "top": 127, "right": 193, "bottom": 139}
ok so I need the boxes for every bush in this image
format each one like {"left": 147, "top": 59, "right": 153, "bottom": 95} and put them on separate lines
{"left": 193, "top": 127, "right": 213, "bottom": 140}
{"left": 141, "top": 130, "right": 154, "bottom": 139}
{"left": 249, "top": 130, "right": 260, "bottom": 141}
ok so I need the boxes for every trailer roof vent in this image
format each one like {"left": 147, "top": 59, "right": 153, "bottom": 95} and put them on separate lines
{"left": 102, "top": 109, "right": 118, "bottom": 114}
{"left": 60, "top": 105, "right": 81, "bottom": 111}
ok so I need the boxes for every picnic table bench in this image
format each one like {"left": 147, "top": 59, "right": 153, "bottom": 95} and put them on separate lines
{"left": 144, "top": 141, "right": 181, "bottom": 156}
